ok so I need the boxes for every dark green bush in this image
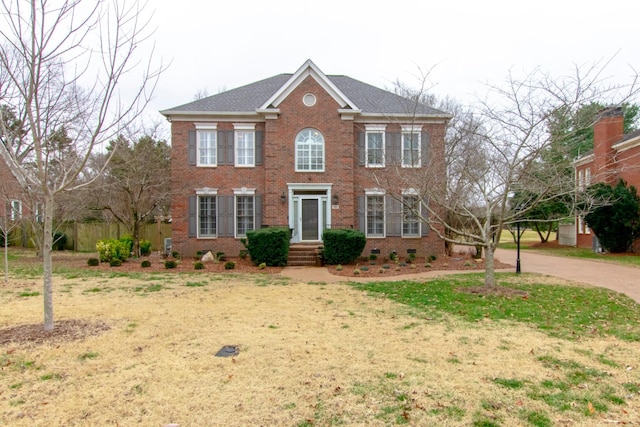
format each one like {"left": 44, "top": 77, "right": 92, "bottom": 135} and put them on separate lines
{"left": 87, "top": 258, "right": 99, "bottom": 267}
{"left": 172, "top": 251, "right": 180, "bottom": 259}
{"left": 216, "top": 252, "right": 226, "bottom": 261}
{"left": 224, "top": 261, "right": 235, "bottom": 270}
{"left": 109, "top": 259, "right": 123, "bottom": 267}
{"left": 585, "top": 179, "right": 640, "bottom": 252}
{"left": 164, "top": 260, "right": 177, "bottom": 269}
{"left": 239, "top": 249, "right": 248, "bottom": 259}
{"left": 246, "top": 227, "right": 290, "bottom": 267}
{"left": 322, "top": 229, "right": 366, "bottom": 265}
{"left": 139, "top": 239, "right": 152, "bottom": 256}
{"left": 194, "top": 261, "right": 205, "bottom": 270}
{"left": 141, "top": 260, "right": 152, "bottom": 268}
{"left": 119, "top": 235, "right": 134, "bottom": 255}
{"left": 53, "top": 231, "right": 67, "bottom": 251}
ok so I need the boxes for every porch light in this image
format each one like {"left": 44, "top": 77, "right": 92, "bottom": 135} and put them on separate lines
{"left": 280, "top": 192, "right": 287, "bottom": 204}
{"left": 332, "top": 194, "right": 339, "bottom": 205}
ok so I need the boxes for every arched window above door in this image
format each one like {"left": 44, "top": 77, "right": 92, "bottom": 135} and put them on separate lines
{"left": 295, "top": 128, "right": 324, "bottom": 172}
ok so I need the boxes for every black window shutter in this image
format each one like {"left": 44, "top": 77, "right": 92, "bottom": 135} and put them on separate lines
{"left": 255, "top": 195, "right": 262, "bottom": 229}
{"left": 357, "top": 132, "right": 365, "bottom": 166}
{"left": 357, "top": 195, "right": 366, "bottom": 233}
{"left": 188, "top": 131, "right": 196, "bottom": 165}
{"left": 255, "top": 131, "right": 263, "bottom": 166}
{"left": 386, "top": 196, "right": 401, "bottom": 237}
{"left": 188, "top": 195, "right": 197, "bottom": 237}
{"left": 421, "top": 199, "right": 429, "bottom": 236}
{"left": 226, "top": 131, "right": 234, "bottom": 166}
{"left": 217, "top": 130, "right": 225, "bottom": 165}
{"left": 225, "top": 195, "right": 235, "bottom": 237}
{"left": 386, "top": 132, "right": 400, "bottom": 165}
{"left": 216, "top": 196, "right": 224, "bottom": 236}
{"left": 421, "top": 131, "right": 430, "bottom": 167}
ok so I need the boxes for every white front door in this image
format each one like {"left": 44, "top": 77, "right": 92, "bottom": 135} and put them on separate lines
{"left": 288, "top": 186, "right": 332, "bottom": 243}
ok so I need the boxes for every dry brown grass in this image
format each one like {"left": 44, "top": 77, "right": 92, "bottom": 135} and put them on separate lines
{"left": 1, "top": 269, "right": 639, "bottom": 426}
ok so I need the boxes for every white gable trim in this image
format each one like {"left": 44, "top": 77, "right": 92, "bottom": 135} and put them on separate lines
{"left": 259, "top": 59, "right": 359, "bottom": 111}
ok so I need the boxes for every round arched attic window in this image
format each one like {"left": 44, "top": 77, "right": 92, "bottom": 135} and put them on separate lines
{"left": 303, "top": 93, "right": 317, "bottom": 107}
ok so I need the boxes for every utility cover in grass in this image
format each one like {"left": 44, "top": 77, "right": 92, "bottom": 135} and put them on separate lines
{"left": 215, "top": 345, "right": 239, "bottom": 357}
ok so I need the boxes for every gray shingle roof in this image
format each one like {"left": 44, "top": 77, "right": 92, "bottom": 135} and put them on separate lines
{"left": 161, "top": 73, "right": 449, "bottom": 117}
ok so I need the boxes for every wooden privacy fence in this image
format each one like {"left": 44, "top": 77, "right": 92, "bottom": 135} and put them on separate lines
{"left": 5, "top": 222, "right": 172, "bottom": 253}
{"left": 61, "top": 222, "right": 172, "bottom": 252}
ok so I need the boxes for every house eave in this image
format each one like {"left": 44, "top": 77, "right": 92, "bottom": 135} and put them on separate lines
{"left": 572, "top": 154, "right": 595, "bottom": 168}
{"left": 612, "top": 134, "right": 640, "bottom": 153}
{"left": 354, "top": 113, "right": 452, "bottom": 124}
{"left": 160, "top": 110, "right": 262, "bottom": 122}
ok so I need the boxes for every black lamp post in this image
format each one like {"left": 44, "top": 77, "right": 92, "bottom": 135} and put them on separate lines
{"left": 515, "top": 206, "right": 522, "bottom": 274}
{"left": 516, "top": 219, "right": 521, "bottom": 274}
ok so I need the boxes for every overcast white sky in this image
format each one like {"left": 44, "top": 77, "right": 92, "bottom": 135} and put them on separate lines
{"left": 145, "top": 0, "right": 639, "bottom": 128}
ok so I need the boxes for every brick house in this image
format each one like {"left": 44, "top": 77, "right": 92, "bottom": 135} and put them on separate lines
{"left": 0, "top": 156, "right": 28, "bottom": 224}
{"left": 573, "top": 107, "right": 640, "bottom": 251}
{"left": 161, "top": 60, "right": 451, "bottom": 261}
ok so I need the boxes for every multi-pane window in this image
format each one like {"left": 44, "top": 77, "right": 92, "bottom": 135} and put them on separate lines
{"left": 402, "top": 131, "right": 421, "bottom": 167}
{"left": 198, "top": 196, "right": 217, "bottom": 237}
{"left": 9, "top": 200, "right": 22, "bottom": 221}
{"left": 366, "top": 131, "right": 385, "bottom": 167}
{"left": 236, "top": 196, "right": 254, "bottom": 237}
{"left": 235, "top": 124, "right": 255, "bottom": 166}
{"left": 366, "top": 195, "right": 385, "bottom": 237}
{"left": 402, "top": 195, "right": 421, "bottom": 237}
{"left": 296, "top": 128, "right": 324, "bottom": 171}
{"left": 35, "top": 203, "right": 44, "bottom": 223}
{"left": 197, "top": 130, "right": 217, "bottom": 166}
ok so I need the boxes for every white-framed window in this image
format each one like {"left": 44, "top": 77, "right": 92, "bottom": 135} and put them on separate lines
{"left": 234, "top": 123, "right": 255, "bottom": 167}
{"left": 577, "top": 169, "right": 585, "bottom": 191}
{"left": 195, "top": 123, "right": 217, "bottom": 166}
{"left": 401, "top": 125, "right": 422, "bottom": 168}
{"left": 35, "top": 203, "right": 44, "bottom": 223}
{"left": 365, "top": 190, "right": 385, "bottom": 237}
{"left": 233, "top": 188, "right": 256, "bottom": 238}
{"left": 585, "top": 168, "right": 591, "bottom": 187}
{"left": 9, "top": 200, "right": 22, "bottom": 221}
{"left": 235, "top": 196, "right": 254, "bottom": 237}
{"left": 365, "top": 124, "right": 385, "bottom": 167}
{"left": 197, "top": 191, "right": 217, "bottom": 238}
{"left": 296, "top": 128, "right": 324, "bottom": 172}
{"left": 402, "top": 190, "right": 421, "bottom": 237}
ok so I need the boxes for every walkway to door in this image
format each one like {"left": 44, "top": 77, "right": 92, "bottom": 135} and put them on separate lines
{"left": 281, "top": 249, "right": 640, "bottom": 304}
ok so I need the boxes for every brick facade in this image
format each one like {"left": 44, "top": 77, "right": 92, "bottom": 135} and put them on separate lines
{"left": 574, "top": 107, "right": 640, "bottom": 251}
{"left": 163, "top": 61, "right": 450, "bottom": 260}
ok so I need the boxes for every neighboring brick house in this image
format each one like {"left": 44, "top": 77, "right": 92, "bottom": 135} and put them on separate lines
{"left": 0, "top": 156, "right": 27, "bottom": 224}
{"left": 573, "top": 107, "right": 640, "bottom": 251}
{"left": 161, "top": 60, "right": 451, "bottom": 260}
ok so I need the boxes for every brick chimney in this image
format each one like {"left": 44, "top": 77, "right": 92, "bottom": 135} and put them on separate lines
{"left": 593, "top": 107, "right": 624, "bottom": 184}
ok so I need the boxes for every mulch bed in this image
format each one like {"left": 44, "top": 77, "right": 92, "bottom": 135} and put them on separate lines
{"left": 0, "top": 319, "right": 111, "bottom": 347}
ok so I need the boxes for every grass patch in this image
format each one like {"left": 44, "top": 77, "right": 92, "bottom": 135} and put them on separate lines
{"left": 493, "top": 377, "right": 524, "bottom": 389}
{"left": 18, "top": 290, "right": 40, "bottom": 297}
{"left": 349, "top": 273, "right": 640, "bottom": 341}
{"left": 185, "top": 281, "right": 206, "bottom": 287}
{"left": 78, "top": 351, "right": 99, "bottom": 361}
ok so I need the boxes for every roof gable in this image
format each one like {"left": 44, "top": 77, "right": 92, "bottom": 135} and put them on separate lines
{"left": 260, "top": 59, "right": 358, "bottom": 111}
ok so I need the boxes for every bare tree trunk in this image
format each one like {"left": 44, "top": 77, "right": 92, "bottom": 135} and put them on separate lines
{"left": 484, "top": 244, "right": 496, "bottom": 288}
{"left": 43, "top": 193, "right": 54, "bottom": 331}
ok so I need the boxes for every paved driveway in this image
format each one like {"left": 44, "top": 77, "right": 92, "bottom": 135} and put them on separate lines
{"left": 282, "top": 249, "right": 640, "bottom": 303}
{"left": 494, "top": 248, "right": 640, "bottom": 303}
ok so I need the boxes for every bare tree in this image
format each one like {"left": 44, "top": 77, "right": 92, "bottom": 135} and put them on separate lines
{"left": 0, "top": 0, "right": 163, "bottom": 330}
{"left": 374, "top": 62, "right": 638, "bottom": 288}
{"left": 87, "top": 128, "right": 171, "bottom": 256}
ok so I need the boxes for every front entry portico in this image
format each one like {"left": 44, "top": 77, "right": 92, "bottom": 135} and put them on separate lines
{"left": 287, "top": 184, "right": 333, "bottom": 243}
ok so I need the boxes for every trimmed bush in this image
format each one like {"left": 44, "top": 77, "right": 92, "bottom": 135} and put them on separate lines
{"left": 119, "top": 235, "right": 134, "bottom": 255}
{"left": 87, "top": 258, "right": 99, "bottom": 267}
{"left": 53, "top": 231, "right": 67, "bottom": 251}
{"left": 109, "top": 259, "right": 123, "bottom": 267}
{"left": 322, "top": 229, "right": 366, "bottom": 265}
{"left": 216, "top": 252, "right": 226, "bottom": 261}
{"left": 246, "top": 227, "right": 290, "bottom": 267}
{"left": 194, "top": 261, "right": 205, "bottom": 270}
{"left": 224, "top": 261, "right": 235, "bottom": 270}
{"left": 139, "top": 239, "right": 152, "bottom": 256}
{"left": 164, "top": 260, "right": 177, "bottom": 269}
{"left": 141, "top": 260, "right": 152, "bottom": 268}
{"left": 96, "top": 239, "right": 130, "bottom": 263}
